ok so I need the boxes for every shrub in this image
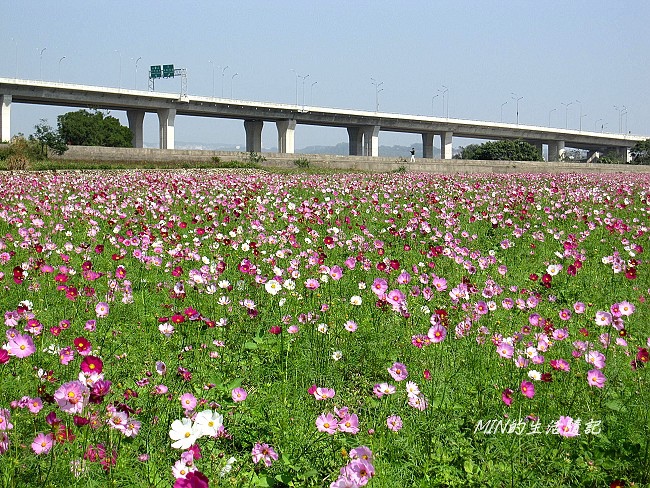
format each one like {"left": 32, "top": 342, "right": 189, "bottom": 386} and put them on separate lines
{"left": 6, "top": 154, "right": 31, "bottom": 171}
{"left": 293, "top": 157, "right": 310, "bottom": 169}
{"left": 248, "top": 151, "right": 266, "bottom": 164}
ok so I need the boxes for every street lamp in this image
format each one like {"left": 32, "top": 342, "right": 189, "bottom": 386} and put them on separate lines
{"left": 298, "top": 74, "right": 309, "bottom": 106}
{"left": 614, "top": 105, "right": 627, "bottom": 133}
{"left": 431, "top": 94, "right": 439, "bottom": 115}
{"left": 114, "top": 50, "right": 122, "bottom": 88}
{"left": 511, "top": 93, "right": 523, "bottom": 125}
{"left": 58, "top": 56, "right": 66, "bottom": 82}
{"left": 310, "top": 81, "right": 318, "bottom": 105}
{"left": 548, "top": 108, "right": 556, "bottom": 127}
{"left": 208, "top": 60, "right": 215, "bottom": 97}
{"left": 290, "top": 69, "right": 298, "bottom": 105}
{"left": 220, "top": 66, "right": 229, "bottom": 98}
{"left": 440, "top": 85, "right": 449, "bottom": 118}
{"left": 575, "top": 100, "right": 584, "bottom": 131}
{"left": 134, "top": 56, "right": 141, "bottom": 89}
{"left": 39, "top": 47, "right": 46, "bottom": 80}
{"left": 230, "top": 72, "right": 238, "bottom": 98}
{"left": 500, "top": 101, "right": 508, "bottom": 123}
{"left": 560, "top": 101, "right": 573, "bottom": 129}
{"left": 594, "top": 119, "right": 603, "bottom": 132}
{"left": 371, "top": 78, "right": 384, "bottom": 112}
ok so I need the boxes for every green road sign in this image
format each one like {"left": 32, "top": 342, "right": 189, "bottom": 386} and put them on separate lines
{"left": 163, "top": 64, "right": 175, "bottom": 78}
{"left": 150, "top": 65, "right": 161, "bottom": 79}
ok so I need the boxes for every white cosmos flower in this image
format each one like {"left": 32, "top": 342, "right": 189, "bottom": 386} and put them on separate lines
{"left": 265, "top": 280, "right": 281, "bottom": 295}
{"left": 317, "top": 323, "right": 328, "bottom": 334}
{"left": 350, "top": 295, "right": 363, "bottom": 306}
{"left": 283, "top": 279, "right": 296, "bottom": 290}
{"left": 527, "top": 370, "right": 542, "bottom": 381}
{"left": 194, "top": 409, "right": 223, "bottom": 437}
{"left": 332, "top": 350, "right": 343, "bottom": 361}
{"left": 169, "top": 418, "right": 199, "bottom": 449}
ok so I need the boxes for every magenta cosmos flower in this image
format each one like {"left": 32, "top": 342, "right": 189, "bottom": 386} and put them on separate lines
{"left": 387, "top": 362, "right": 408, "bottom": 381}
{"left": 54, "top": 381, "right": 89, "bottom": 414}
{"left": 7, "top": 333, "right": 35, "bottom": 358}
{"left": 520, "top": 381, "right": 535, "bottom": 399}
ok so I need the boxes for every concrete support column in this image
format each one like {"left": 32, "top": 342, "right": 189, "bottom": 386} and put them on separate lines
{"left": 422, "top": 132, "right": 434, "bottom": 159}
{"left": 0, "top": 95, "right": 11, "bottom": 143}
{"left": 530, "top": 140, "right": 543, "bottom": 158}
{"left": 548, "top": 140, "right": 565, "bottom": 162}
{"left": 347, "top": 127, "right": 363, "bottom": 156}
{"left": 362, "top": 125, "right": 379, "bottom": 157}
{"left": 157, "top": 108, "right": 176, "bottom": 149}
{"left": 276, "top": 119, "right": 296, "bottom": 154}
{"left": 244, "top": 120, "right": 263, "bottom": 153}
{"left": 440, "top": 131, "right": 453, "bottom": 159}
{"left": 127, "top": 109, "right": 145, "bottom": 148}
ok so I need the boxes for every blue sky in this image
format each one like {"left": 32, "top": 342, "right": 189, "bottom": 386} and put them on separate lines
{"left": 1, "top": 0, "right": 648, "bottom": 149}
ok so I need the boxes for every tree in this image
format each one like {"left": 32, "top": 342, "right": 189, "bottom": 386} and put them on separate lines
{"left": 456, "top": 140, "right": 543, "bottom": 161}
{"left": 29, "top": 119, "right": 68, "bottom": 157}
{"left": 57, "top": 109, "right": 132, "bottom": 147}
{"left": 631, "top": 139, "right": 650, "bottom": 165}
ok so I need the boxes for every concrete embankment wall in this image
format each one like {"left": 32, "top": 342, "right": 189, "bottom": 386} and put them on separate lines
{"left": 49, "top": 145, "right": 650, "bottom": 174}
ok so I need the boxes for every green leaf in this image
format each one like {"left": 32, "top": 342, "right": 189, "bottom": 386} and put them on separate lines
{"left": 244, "top": 341, "right": 259, "bottom": 350}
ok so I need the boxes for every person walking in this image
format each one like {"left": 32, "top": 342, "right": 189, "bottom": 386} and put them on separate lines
{"left": 410, "top": 148, "right": 415, "bottom": 162}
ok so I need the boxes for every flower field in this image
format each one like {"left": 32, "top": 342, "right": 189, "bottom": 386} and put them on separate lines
{"left": 0, "top": 169, "right": 649, "bottom": 487}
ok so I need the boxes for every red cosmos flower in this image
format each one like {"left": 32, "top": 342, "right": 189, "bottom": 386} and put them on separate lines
{"left": 81, "top": 261, "right": 93, "bottom": 271}
{"left": 13, "top": 266, "right": 24, "bottom": 284}
{"left": 0, "top": 350, "right": 9, "bottom": 364}
{"left": 73, "top": 337, "right": 92, "bottom": 355}
{"left": 625, "top": 268, "right": 637, "bottom": 280}
{"left": 174, "top": 471, "right": 209, "bottom": 488}
{"left": 80, "top": 355, "right": 103, "bottom": 374}
{"left": 541, "top": 273, "right": 552, "bottom": 288}
{"left": 529, "top": 273, "right": 538, "bottom": 281}
{"left": 171, "top": 266, "right": 183, "bottom": 277}
{"left": 637, "top": 347, "right": 649, "bottom": 364}
{"left": 171, "top": 314, "right": 185, "bottom": 324}
{"left": 502, "top": 388, "right": 513, "bottom": 406}
{"left": 377, "top": 262, "right": 387, "bottom": 271}
{"left": 54, "top": 423, "right": 76, "bottom": 444}
{"left": 323, "top": 236, "right": 334, "bottom": 245}
{"left": 389, "top": 259, "right": 400, "bottom": 270}
{"left": 269, "top": 326, "right": 282, "bottom": 335}
{"left": 54, "top": 273, "right": 68, "bottom": 283}
{"left": 610, "top": 480, "right": 625, "bottom": 488}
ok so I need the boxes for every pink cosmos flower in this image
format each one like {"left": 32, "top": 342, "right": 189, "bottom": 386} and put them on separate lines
{"left": 573, "top": 301, "right": 586, "bottom": 314}
{"left": 427, "top": 324, "right": 447, "bottom": 343}
{"left": 585, "top": 350, "right": 606, "bottom": 369}
{"left": 313, "top": 387, "right": 336, "bottom": 400}
{"left": 556, "top": 416, "right": 580, "bottom": 437}
{"left": 520, "top": 381, "right": 535, "bottom": 399}
{"left": 54, "top": 381, "right": 89, "bottom": 414}
{"left": 304, "top": 279, "right": 320, "bottom": 290}
{"left": 180, "top": 393, "right": 197, "bottom": 411}
{"left": 587, "top": 369, "right": 607, "bottom": 388}
{"left": 316, "top": 412, "right": 339, "bottom": 434}
{"left": 232, "top": 387, "right": 247, "bottom": 402}
{"left": 387, "top": 362, "right": 408, "bottom": 381}
{"left": 373, "top": 382, "right": 396, "bottom": 398}
{"left": 407, "top": 393, "right": 427, "bottom": 411}
{"left": 497, "top": 342, "right": 514, "bottom": 359}
{"left": 338, "top": 413, "right": 360, "bottom": 434}
{"left": 251, "top": 442, "right": 278, "bottom": 467}
{"left": 31, "top": 432, "right": 54, "bottom": 454}
{"left": 550, "top": 358, "right": 570, "bottom": 371}
{"left": 28, "top": 397, "right": 43, "bottom": 414}
{"left": 7, "top": 333, "right": 35, "bottom": 358}
{"left": 342, "top": 458, "right": 375, "bottom": 486}
{"left": 95, "top": 302, "right": 110, "bottom": 318}
{"left": 0, "top": 409, "right": 13, "bottom": 431}
{"left": 371, "top": 278, "right": 388, "bottom": 296}
{"left": 386, "top": 415, "right": 403, "bottom": 432}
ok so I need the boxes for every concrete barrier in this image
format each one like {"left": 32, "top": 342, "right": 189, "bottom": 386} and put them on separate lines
{"left": 50, "top": 145, "right": 650, "bottom": 174}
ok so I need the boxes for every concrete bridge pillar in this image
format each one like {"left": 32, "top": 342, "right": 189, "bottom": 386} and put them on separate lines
{"left": 363, "top": 125, "right": 379, "bottom": 157}
{"left": 548, "top": 140, "right": 565, "bottom": 161}
{"left": 157, "top": 108, "right": 176, "bottom": 149}
{"left": 276, "top": 119, "right": 296, "bottom": 154}
{"left": 347, "top": 127, "right": 363, "bottom": 156}
{"left": 440, "top": 131, "right": 453, "bottom": 159}
{"left": 616, "top": 146, "right": 631, "bottom": 162}
{"left": 0, "top": 95, "right": 11, "bottom": 143}
{"left": 244, "top": 120, "right": 263, "bottom": 153}
{"left": 422, "top": 132, "right": 434, "bottom": 158}
{"left": 127, "top": 110, "right": 145, "bottom": 148}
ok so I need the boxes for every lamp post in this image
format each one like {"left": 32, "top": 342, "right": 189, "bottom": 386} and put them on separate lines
{"left": 208, "top": 60, "right": 215, "bottom": 97}
{"left": 614, "top": 105, "right": 627, "bottom": 133}
{"left": 594, "top": 119, "right": 603, "bottom": 132}
{"left": 134, "top": 56, "right": 141, "bottom": 89}
{"left": 548, "top": 108, "right": 556, "bottom": 127}
{"left": 560, "top": 101, "right": 573, "bottom": 129}
{"left": 310, "top": 81, "right": 318, "bottom": 105}
{"left": 230, "top": 72, "right": 238, "bottom": 99}
{"left": 58, "top": 56, "right": 66, "bottom": 82}
{"left": 220, "top": 66, "right": 229, "bottom": 98}
{"left": 500, "top": 101, "right": 508, "bottom": 123}
{"left": 114, "top": 50, "right": 122, "bottom": 88}
{"left": 440, "top": 85, "right": 449, "bottom": 118}
{"left": 290, "top": 69, "right": 298, "bottom": 105}
{"left": 431, "top": 94, "right": 439, "bottom": 115}
{"left": 511, "top": 93, "right": 523, "bottom": 125}
{"left": 298, "top": 74, "right": 309, "bottom": 107}
{"left": 575, "top": 100, "right": 584, "bottom": 130}
{"left": 39, "top": 47, "right": 46, "bottom": 80}
{"left": 371, "top": 78, "right": 383, "bottom": 112}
